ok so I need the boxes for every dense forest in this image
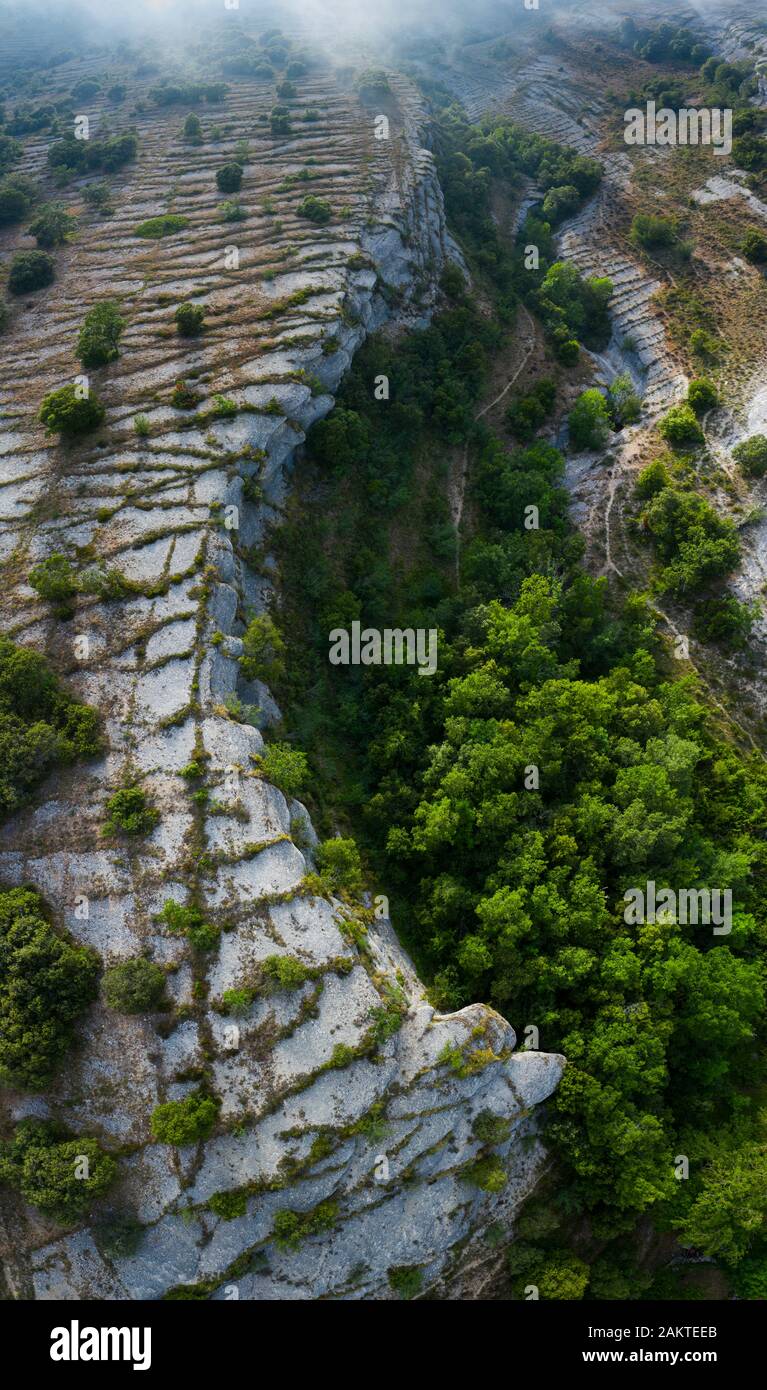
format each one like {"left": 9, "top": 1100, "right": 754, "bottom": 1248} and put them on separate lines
{"left": 262, "top": 99, "right": 767, "bottom": 1299}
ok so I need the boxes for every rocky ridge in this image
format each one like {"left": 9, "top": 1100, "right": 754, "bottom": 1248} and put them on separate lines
{"left": 0, "top": 50, "right": 563, "bottom": 1300}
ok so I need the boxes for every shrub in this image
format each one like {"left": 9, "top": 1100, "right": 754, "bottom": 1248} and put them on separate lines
{"left": 742, "top": 228, "right": 767, "bottom": 263}
{"left": 221, "top": 988, "right": 252, "bottom": 1016}
{"left": 0, "top": 888, "right": 100, "bottom": 1089}
{"left": 0, "top": 636, "right": 100, "bottom": 817}
{"left": 258, "top": 742, "right": 309, "bottom": 797}
{"left": 568, "top": 389, "right": 612, "bottom": 450}
{"left": 135, "top": 214, "right": 189, "bottom": 239}
{"left": 277, "top": 80, "right": 297, "bottom": 98}
{"left": 207, "top": 1189, "right": 248, "bottom": 1220}
{"left": 687, "top": 377, "right": 719, "bottom": 415}
{"left": 630, "top": 212, "right": 677, "bottom": 249}
{"left": 83, "top": 182, "right": 114, "bottom": 214}
{"left": 0, "top": 179, "right": 32, "bottom": 225}
{"left": 219, "top": 199, "right": 246, "bottom": 222}
{"left": 462, "top": 1155, "right": 508, "bottom": 1192}
{"left": 29, "top": 553, "right": 78, "bottom": 616}
{"left": 150, "top": 1090, "right": 219, "bottom": 1146}
{"left": 216, "top": 162, "right": 243, "bottom": 193}
{"left": 76, "top": 301, "right": 124, "bottom": 368}
{"left": 692, "top": 596, "right": 756, "bottom": 650}
{"left": 296, "top": 195, "right": 332, "bottom": 224}
{"left": 134, "top": 414, "right": 150, "bottom": 437}
{"left": 272, "top": 1200, "right": 337, "bottom": 1250}
{"left": 240, "top": 614, "right": 286, "bottom": 683}
{"left": 0, "top": 1119, "right": 117, "bottom": 1222}
{"left": 608, "top": 372, "right": 641, "bottom": 427}
{"left": 506, "top": 379, "right": 556, "bottom": 441}
{"left": 182, "top": 112, "right": 203, "bottom": 144}
{"left": 315, "top": 837, "right": 364, "bottom": 898}
{"left": 733, "top": 434, "right": 767, "bottom": 477}
{"left": 103, "top": 958, "right": 166, "bottom": 1013}
{"left": 387, "top": 1266, "right": 423, "bottom": 1300}
{"left": 270, "top": 110, "right": 291, "bottom": 135}
{"left": 103, "top": 785, "right": 159, "bottom": 837}
{"left": 472, "top": 1110, "right": 513, "bottom": 1146}
{"left": 262, "top": 955, "right": 310, "bottom": 991}
{"left": 171, "top": 379, "right": 200, "bottom": 409}
{"left": 39, "top": 384, "right": 105, "bottom": 435}
{"left": 658, "top": 404, "right": 705, "bottom": 447}
{"left": 8, "top": 249, "right": 55, "bottom": 294}
{"left": 156, "top": 900, "right": 219, "bottom": 952}
{"left": 634, "top": 457, "right": 670, "bottom": 499}
{"left": 175, "top": 301, "right": 205, "bottom": 336}
{"left": 28, "top": 202, "right": 75, "bottom": 249}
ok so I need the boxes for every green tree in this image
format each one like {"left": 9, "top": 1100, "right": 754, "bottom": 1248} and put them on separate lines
{"left": 103, "top": 785, "right": 159, "bottom": 836}
{"left": 733, "top": 434, "right": 767, "bottom": 477}
{"left": 258, "top": 742, "right": 309, "bottom": 797}
{"left": 28, "top": 202, "right": 75, "bottom": 249}
{"left": 76, "top": 301, "right": 125, "bottom": 368}
{"left": 103, "top": 958, "right": 166, "bottom": 1013}
{"left": 150, "top": 1090, "right": 219, "bottom": 1146}
{"left": 0, "top": 888, "right": 99, "bottom": 1089}
{"left": 658, "top": 404, "right": 704, "bottom": 448}
{"left": 8, "top": 249, "right": 54, "bottom": 294}
{"left": 216, "top": 162, "right": 243, "bottom": 193}
{"left": 39, "top": 384, "right": 105, "bottom": 435}
{"left": 568, "top": 389, "right": 611, "bottom": 450}
{"left": 175, "top": 301, "right": 205, "bottom": 336}
{"left": 0, "top": 1119, "right": 116, "bottom": 1222}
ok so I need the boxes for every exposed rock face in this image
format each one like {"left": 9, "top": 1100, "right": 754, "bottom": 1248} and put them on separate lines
{"left": 0, "top": 51, "right": 562, "bottom": 1300}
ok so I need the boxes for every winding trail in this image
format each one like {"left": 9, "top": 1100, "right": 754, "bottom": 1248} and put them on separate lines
{"left": 452, "top": 301, "right": 537, "bottom": 582}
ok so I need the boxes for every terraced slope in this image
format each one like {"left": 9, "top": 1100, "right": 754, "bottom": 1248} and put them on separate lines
{"left": 0, "top": 53, "right": 562, "bottom": 1301}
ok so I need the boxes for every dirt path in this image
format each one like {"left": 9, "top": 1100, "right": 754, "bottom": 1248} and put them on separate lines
{"left": 451, "top": 301, "right": 537, "bottom": 582}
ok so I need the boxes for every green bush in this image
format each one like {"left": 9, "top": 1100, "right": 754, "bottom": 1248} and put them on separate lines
{"left": 472, "top": 1110, "right": 513, "bottom": 1146}
{"left": 742, "top": 228, "right": 767, "bottom": 264}
{"left": 103, "top": 785, "right": 159, "bottom": 837}
{"left": 0, "top": 637, "right": 100, "bottom": 817}
{"left": 687, "top": 377, "right": 719, "bottom": 415}
{"left": 277, "top": 80, "right": 297, "bottom": 99}
{"left": 630, "top": 212, "right": 677, "bottom": 250}
{"left": 658, "top": 404, "right": 705, "bottom": 448}
{"left": 8, "top": 249, "right": 54, "bottom": 294}
{"left": 733, "top": 434, "right": 767, "bottom": 477}
{"left": 296, "top": 195, "right": 332, "bottom": 224}
{"left": 240, "top": 614, "right": 286, "bottom": 683}
{"left": 175, "top": 301, "right": 205, "bottom": 336}
{"left": 183, "top": 112, "right": 203, "bottom": 144}
{"left": 28, "top": 202, "right": 75, "bottom": 249}
{"left": 207, "top": 1189, "right": 248, "bottom": 1220}
{"left": 216, "top": 162, "right": 243, "bottom": 193}
{"left": 506, "top": 379, "right": 556, "bottom": 441}
{"left": 76, "top": 300, "right": 124, "bottom": 368}
{"left": 219, "top": 199, "right": 246, "bottom": 222}
{"left": 135, "top": 214, "right": 189, "bottom": 239}
{"left": 0, "top": 1119, "right": 117, "bottom": 1222}
{"left": 462, "top": 1155, "right": 508, "bottom": 1192}
{"left": 272, "top": 1199, "right": 338, "bottom": 1249}
{"left": 262, "top": 955, "right": 310, "bottom": 991}
{"left": 692, "top": 596, "right": 756, "bottom": 650}
{"left": 315, "top": 837, "right": 364, "bottom": 898}
{"left": 0, "top": 178, "right": 32, "bottom": 226}
{"left": 29, "top": 553, "right": 78, "bottom": 616}
{"left": 634, "top": 457, "right": 670, "bottom": 499}
{"left": 608, "top": 372, "right": 642, "bottom": 427}
{"left": 0, "top": 887, "right": 99, "bottom": 1089}
{"left": 157, "top": 899, "right": 219, "bottom": 952}
{"left": 258, "top": 742, "right": 309, "bottom": 797}
{"left": 387, "top": 1265, "right": 423, "bottom": 1299}
{"left": 103, "top": 958, "right": 166, "bottom": 1013}
{"left": 39, "top": 384, "right": 105, "bottom": 435}
{"left": 568, "top": 389, "right": 612, "bottom": 450}
{"left": 150, "top": 1090, "right": 219, "bottom": 1146}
